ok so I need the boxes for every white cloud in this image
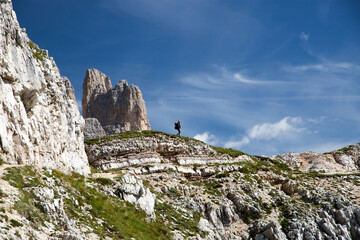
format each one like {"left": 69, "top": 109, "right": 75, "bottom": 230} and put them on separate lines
{"left": 299, "top": 32, "right": 309, "bottom": 41}
{"left": 248, "top": 117, "right": 304, "bottom": 140}
{"left": 224, "top": 137, "right": 249, "bottom": 149}
{"left": 224, "top": 117, "right": 305, "bottom": 149}
{"left": 194, "top": 132, "right": 219, "bottom": 145}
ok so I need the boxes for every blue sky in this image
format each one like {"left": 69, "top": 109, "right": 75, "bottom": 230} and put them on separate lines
{"left": 13, "top": 0, "right": 360, "bottom": 156}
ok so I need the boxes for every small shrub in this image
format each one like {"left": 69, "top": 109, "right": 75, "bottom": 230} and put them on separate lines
{"left": 28, "top": 40, "right": 47, "bottom": 65}
{"left": 215, "top": 172, "right": 229, "bottom": 178}
{"left": 95, "top": 177, "right": 114, "bottom": 186}
{"left": 10, "top": 219, "right": 23, "bottom": 227}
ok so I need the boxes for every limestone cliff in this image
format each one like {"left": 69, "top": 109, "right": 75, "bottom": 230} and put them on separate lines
{"left": 82, "top": 68, "right": 151, "bottom": 137}
{"left": 0, "top": 0, "right": 89, "bottom": 174}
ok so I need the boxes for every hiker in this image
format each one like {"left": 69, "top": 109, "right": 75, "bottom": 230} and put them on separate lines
{"left": 174, "top": 120, "right": 181, "bottom": 136}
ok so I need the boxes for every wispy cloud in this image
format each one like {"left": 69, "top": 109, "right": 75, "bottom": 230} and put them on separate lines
{"left": 284, "top": 61, "right": 360, "bottom": 73}
{"left": 299, "top": 32, "right": 309, "bottom": 41}
{"left": 194, "top": 132, "right": 219, "bottom": 146}
{"left": 180, "top": 65, "right": 289, "bottom": 90}
{"left": 102, "top": 0, "right": 261, "bottom": 37}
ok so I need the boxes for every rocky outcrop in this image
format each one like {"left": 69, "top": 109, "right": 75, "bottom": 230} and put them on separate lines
{"left": 0, "top": 1, "right": 89, "bottom": 174}
{"left": 85, "top": 132, "right": 251, "bottom": 170}
{"left": 82, "top": 69, "right": 151, "bottom": 136}
{"left": 62, "top": 76, "right": 76, "bottom": 103}
{"left": 274, "top": 143, "right": 360, "bottom": 174}
{"left": 82, "top": 68, "right": 112, "bottom": 118}
{"left": 115, "top": 174, "right": 156, "bottom": 216}
{"left": 83, "top": 118, "right": 106, "bottom": 140}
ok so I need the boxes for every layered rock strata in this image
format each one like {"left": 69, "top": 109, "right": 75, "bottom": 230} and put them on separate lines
{"left": 84, "top": 132, "right": 360, "bottom": 239}
{"left": 82, "top": 68, "right": 151, "bottom": 137}
{"left": 0, "top": 0, "right": 89, "bottom": 174}
{"left": 85, "top": 132, "right": 251, "bottom": 170}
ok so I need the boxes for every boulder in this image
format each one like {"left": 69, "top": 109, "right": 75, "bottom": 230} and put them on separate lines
{"left": 115, "top": 174, "right": 156, "bottom": 216}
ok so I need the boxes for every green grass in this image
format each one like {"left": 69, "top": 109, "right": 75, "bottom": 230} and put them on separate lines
{"left": 211, "top": 146, "right": 248, "bottom": 158}
{"left": 93, "top": 177, "right": 114, "bottom": 186}
{"left": 155, "top": 200, "right": 201, "bottom": 237}
{"left": 203, "top": 181, "right": 222, "bottom": 196}
{"left": 51, "top": 170, "right": 171, "bottom": 239}
{"left": 10, "top": 219, "right": 23, "bottom": 227}
{"left": 28, "top": 40, "right": 47, "bottom": 65}
{"left": 85, "top": 130, "right": 205, "bottom": 145}
{"left": 3, "top": 166, "right": 42, "bottom": 189}
{"left": 3, "top": 166, "right": 172, "bottom": 239}
{"left": 3, "top": 167, "right": 46, "bottom": 228}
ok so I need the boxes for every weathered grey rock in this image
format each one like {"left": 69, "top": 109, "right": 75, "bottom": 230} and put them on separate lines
{"left": 62, "top": 76, "right": 76, "bottom": 103}
{"left": 0, "top": 0, "right": 89, "bottom": 174}
{"left": 82, "top": 68, "right": 112, "bottom": 118}
{"left": 85, "top": 133, "right": 248, "bottom": 170}
{"left": 82, "top": 69, "right": 151, "bottom": 134}
{"left": 274, "top": 145, "right": 360, "bottom": 174}
{"left": 83, "top": 118, "right": 106, "bottom": 140}
{"left": 115, "top": 174, "right": 156, "bottom": 216}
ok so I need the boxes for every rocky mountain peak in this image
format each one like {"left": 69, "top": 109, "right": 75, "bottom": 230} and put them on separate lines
{"left": 82, "top": 69, "right": 151, "bottom": 138}
{"left": 82, "top": 68, "right": 112, "bottom": 118}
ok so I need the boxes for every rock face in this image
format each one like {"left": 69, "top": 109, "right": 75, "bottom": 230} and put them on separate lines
{"left": 83, "top": 118, "right": 106, "bottom": 140}
{"left": 82, "top": 69, "right": 151, "bottom": 137}
{"left": 115, "top": 174, "right": 156, "bottom": 216}
{"left": 62, "top": 76, "right": 76, "bottom": 103}
{"left": 274, "top": 143, "right": 360, "bottom": 174}
{"left": 82, "top": 68, "right": 112, "bottom": 118}
{"left": 85, "top": 132, "right": 250, "bottom": 170}
{"left": 0, "top": 0, "right": 90, "bottom": 174}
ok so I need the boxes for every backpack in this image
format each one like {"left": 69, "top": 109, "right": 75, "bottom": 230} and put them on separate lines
{"left": 174, "top": 122, "right": 178, "bottom": 130}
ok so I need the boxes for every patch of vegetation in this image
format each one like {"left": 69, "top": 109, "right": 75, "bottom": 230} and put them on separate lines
{"left": 0, "top": 155, "right": 4, "bottom": 166}
{"left": 155, "top": 200, "right": 201, "bottom": 238}
{"left": 215, "top": 172, "right": 229, "bottom": 178}
{"left": 211, "top": 146, "right": 248, "bottom": 158}
{"left": 90, "top": 166, "right": 102, "bottom": 174}
{"left": 51, "top": 170, "right": 171, "bottom": 239}
{"left": 3, "top": 167, "right": 42, "bottom": 189}
{"left": 280, "top": 217, "right": 291, "bottom": 230}
{"left": 333, "top": 145, "right": 353, "bottom": 154}
{"left": 193, "top": 163, "right": 201, "bottom": 171}
{"left": 85, "top": 130, "right": 202, "bottom": 145}
{"left": 10, "top": 219, "right": 23, "bottom": 227}
{"left": 94, "top": 177, "right": 114, "bottom": 186}
{"left": 166, "top": 187, "right": 182, "bottom": 199}
{"left": 28, "top": 40, "right": 47, "bottom": 65}
{"left": 242, "top": 210, "right": 262, "bottom": 224}
{"left": 0, "top": 188, "right": 5, "bottom": 199}
{"left": 3, "top": 167, "right": 46, "bottom": 228}
{"left": 203, "top": 181, "right": 222, "bottom": 196}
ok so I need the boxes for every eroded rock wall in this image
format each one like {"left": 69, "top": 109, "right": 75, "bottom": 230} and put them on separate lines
{"left": 0, "top": 0, "right": 90, "bottom": 174}
{"left": 82, "top": 69, "right": 151, "bottom": 137}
